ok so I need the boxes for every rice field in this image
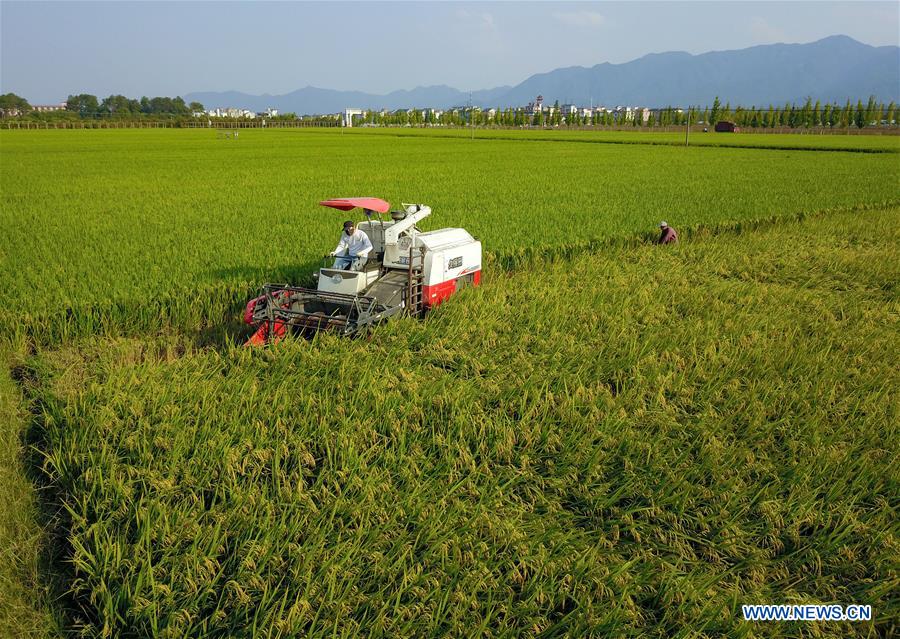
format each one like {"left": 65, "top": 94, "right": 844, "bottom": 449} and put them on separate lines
{"left": 1, "top": 128, "right": 898, "bottom": 638}
{"left": 2, "top": 129, "right": 898, "bottom": 344}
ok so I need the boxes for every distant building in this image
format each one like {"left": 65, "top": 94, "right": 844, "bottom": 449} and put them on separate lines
{"left": 715, "top": 121, "right": 739, "bottom": 132}
{"left": 343, "top": 108, "right": 364, "bottom": 126}
{"left": 32, "top": 103, "right": 67, "bottom": 113}
{"left": 208, "top": 107, "right": 255, "bottom": 119}
{"left": 613, "top": 106, "right": 633, "bottom": 122}
{"left": 524, "top": 95, "right": 544, "bottom": 115}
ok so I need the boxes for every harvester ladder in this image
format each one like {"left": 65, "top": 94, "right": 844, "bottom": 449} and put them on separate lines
{"left": 406, "top": 246, "right": 425, "bottom": 317}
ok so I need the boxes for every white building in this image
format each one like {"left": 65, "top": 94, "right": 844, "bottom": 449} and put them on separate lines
{"left": 33, "top": 103, "right": 67, "bottom": 113}
{"left": 207, "top": 107, "right": 255, "bottom": 118}
{"left": 343, "top": 108, "right": 364, "bottom": 127}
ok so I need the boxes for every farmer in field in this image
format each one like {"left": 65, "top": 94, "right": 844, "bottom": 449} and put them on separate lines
{"left": 658, "top": 221, "right": 678, "bottom": 245}
{"left": 330, "top": 220, "right": 373, "bottom": 270}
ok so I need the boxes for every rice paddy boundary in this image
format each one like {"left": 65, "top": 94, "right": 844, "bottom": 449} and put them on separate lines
{"left": 334, "top": 128, "right": 900, "bottom": 154}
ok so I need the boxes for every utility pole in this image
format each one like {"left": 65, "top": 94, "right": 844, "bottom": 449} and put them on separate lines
{"left": 685, "top": 105, "right": 690, "bottom": 146}
{"left": 469, "top": 92, "right": 475, "bottom": 140}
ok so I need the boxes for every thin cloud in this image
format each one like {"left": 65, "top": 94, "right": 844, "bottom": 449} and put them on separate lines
{"left": 749, "top": 16, "right": 787, "bottom": 44}
{"left": 553, "top": 11, "right": 606, "bottom": 28}
{"left": 457, "top": 8, "right": 496, "bottom": 31}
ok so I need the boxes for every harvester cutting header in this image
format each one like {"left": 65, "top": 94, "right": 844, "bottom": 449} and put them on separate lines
{"left": 245, "top": 197, "right": 482, "bottom": 344}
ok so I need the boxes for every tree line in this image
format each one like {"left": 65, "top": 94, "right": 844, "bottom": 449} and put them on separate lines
{"left": 364, "top": 96, "right": 896, "bottom": 129}
{"left": 0, "top": 92, "right": 204, "bottom": 117}
{"left": 0, "top": 93, "right": 321, "bottom": 125}
{"left": 65, "top": 94, "right": 204, "bottom": 116}
{"left": 691, "top": 96, "right": 895, "bottom": 129}
{"left": 2, "top": 91, "right": 896, "bottom": 129}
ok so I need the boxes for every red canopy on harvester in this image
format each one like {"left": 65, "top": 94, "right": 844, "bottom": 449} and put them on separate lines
{"left": 319, "top": 197, "right": 390, "bottom": 213}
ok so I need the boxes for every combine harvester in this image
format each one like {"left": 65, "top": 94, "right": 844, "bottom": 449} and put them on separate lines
{"left": 245, "top": 197, "right": 482, "bottom": 344}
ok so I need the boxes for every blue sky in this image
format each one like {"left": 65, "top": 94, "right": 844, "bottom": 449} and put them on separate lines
{"left": 2, "top": 1, "right": 898, "bottom": 103}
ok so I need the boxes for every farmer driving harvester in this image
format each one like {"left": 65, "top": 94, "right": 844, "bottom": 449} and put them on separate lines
{"left": 330, "top": 217, "right": 374, "bottom": 270}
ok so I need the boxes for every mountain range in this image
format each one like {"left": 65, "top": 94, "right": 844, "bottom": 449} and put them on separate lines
{"left": 185, "top": 36, "right": 899, "bottom": 114}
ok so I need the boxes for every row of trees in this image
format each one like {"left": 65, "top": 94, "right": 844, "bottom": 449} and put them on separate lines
{"left": 2, "top": 91, "right": 896, "bottom": 129}
{"left": 0, "top": 92, "right": 204, "bottom": 117}
{"left": 356, "top": 103, "right": 647, "bottom": 128}
{"left": 701, "top": 96, "right": 896, "bottom": 129}
{"left": 65, "top": 94, "right": 204, "bottom": 116}
{"left": 358, "top": 96, "right": 896, "bottom": 129}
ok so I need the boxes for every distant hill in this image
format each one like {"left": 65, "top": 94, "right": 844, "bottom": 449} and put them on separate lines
{"left": 185, "top": 35, "right": 899, "bottom": 113}
{"left": 183, "top": 84, "right": 511, "bottom": 116}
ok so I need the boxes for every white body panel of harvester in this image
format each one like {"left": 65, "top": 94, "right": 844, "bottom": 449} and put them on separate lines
{"left": 316, "top": 268, "right": 380, "bottom": 295}
{"left": 419, "top": 230, "right": 482, "bottom": 285}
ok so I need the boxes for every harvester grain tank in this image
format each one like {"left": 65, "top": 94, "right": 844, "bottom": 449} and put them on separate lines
{"left": 244, "top": 197, "right": 482, "bottom": 344}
